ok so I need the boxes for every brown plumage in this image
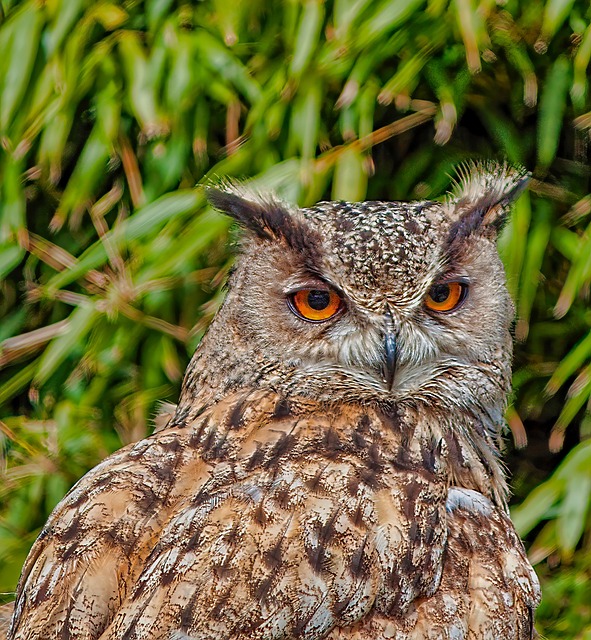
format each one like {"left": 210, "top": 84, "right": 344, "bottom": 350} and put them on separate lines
{"left": 7, "top": 162, "right": 540, "bottom": 639}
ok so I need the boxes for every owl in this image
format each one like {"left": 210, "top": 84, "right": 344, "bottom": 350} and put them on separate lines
{"left": 6, "top": 162, "right": 540, "bottom": 640}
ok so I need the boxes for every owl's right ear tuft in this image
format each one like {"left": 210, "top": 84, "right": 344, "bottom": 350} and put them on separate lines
{"left": 207, "top": 187, "right": 316, "bottom": 256}
{"left": 446, "top": 161, "right": 530, "bottom": 241}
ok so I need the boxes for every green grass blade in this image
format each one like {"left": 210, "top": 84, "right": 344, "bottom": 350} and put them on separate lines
{"left": 332, "top": 148, "right": 368, "bottom": 202}
{"left": 34, "top": 303, "right": 100, "bottom": 385}
{"left": 290, "top": 0, "right": 324, "bottom": 78}
{"left": 0, "top": 3, "right": 43, "bottom": 133}
{"left": 537, "top": 55, "right": 570, "bottom": 169}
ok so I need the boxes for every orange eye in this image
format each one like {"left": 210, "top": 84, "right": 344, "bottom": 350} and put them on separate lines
{"left": 289, "top": 289, "right": 342, "bottom": 322}
{"left": 425, "top": 282, "right": 467, "bottom": 312}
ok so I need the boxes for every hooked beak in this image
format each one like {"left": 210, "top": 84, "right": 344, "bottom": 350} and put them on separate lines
{"left": 381, "top": 310, "right": 397, "bottom": 391}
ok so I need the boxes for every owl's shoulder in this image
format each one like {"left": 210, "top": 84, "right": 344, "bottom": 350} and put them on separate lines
{"left": 326, "top": 487, "right": 540, "bottom": 640}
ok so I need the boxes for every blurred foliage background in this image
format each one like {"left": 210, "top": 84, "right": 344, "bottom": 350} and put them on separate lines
{"left": 0, "top": 0, "right": 590, "bottom": 636}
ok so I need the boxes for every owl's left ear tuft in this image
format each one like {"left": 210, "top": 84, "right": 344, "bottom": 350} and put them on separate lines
{"left": 447, "top": 161, "right": 530, "bottom": 240}
{"left": 207, "top": 185, "right": 315, "bottom": 256}
{"left": 207, "top": 185, "right": 288, "bottom": 240}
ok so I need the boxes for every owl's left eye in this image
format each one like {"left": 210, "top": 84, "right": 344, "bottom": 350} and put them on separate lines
{"left": 288, "top": 289, "right": 343, "bottom": 322}
{"left": 425, "top": 281, "right": 468, "bottom": 313}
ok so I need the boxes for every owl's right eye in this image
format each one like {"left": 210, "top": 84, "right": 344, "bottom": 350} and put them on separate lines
{"left": 288, "top": 289, "right": 343, "bottom": 322}
{"left": 425, "top": 281, "right": 468, "bottom": 313}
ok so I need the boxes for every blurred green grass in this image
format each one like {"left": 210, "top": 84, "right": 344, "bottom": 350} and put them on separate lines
{"left": 0, "top": 0, "right": 590, "bottom": 636}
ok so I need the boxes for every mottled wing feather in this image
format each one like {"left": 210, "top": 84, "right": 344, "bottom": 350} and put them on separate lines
{"left": 328, "top": 487, "right": 541, "bottom": 639}
{"left": 443, "top": 488, "right": 540, "bottom": 640}
{"left": 0, "top": 603, "right": 13, "bottom": 640}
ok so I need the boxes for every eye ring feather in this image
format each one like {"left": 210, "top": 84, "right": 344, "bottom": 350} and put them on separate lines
{"left": 288, "top": 288, "right": 343, "bottom": 322}
{"left": 425, "top": 281, "right": 468, "bottom": 313}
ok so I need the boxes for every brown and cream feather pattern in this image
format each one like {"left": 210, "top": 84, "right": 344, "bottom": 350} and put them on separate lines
{"left": 7, "top": 162, "right": 540, "bottom": 639}
{"left": 9, "top": 393, "right": 538, "bottom": 639}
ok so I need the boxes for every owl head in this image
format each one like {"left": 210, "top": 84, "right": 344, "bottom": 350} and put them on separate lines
{"left": 183, "top": 163, "right": 527, "bottom": 435}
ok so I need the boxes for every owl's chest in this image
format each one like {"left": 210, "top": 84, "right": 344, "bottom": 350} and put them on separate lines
{"left": 207, "top": 434, "right": 450, "bottom": 620}
{"left": 156, "top": 398, "right": 452, "bottom": 627}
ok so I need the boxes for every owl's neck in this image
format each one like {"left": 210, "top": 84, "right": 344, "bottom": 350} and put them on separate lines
{"left": 178, "top": 313, "right": 511, "bottom": 509}
{"left": 178, "top": 373, "right": 509, "bottom": 511}
{"left": 396, "top": 399, "right": 509, "bottom": 509}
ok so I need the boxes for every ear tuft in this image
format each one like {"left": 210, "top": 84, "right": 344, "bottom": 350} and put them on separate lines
{"left": 206, "top": 183, "right": 290, "bottom": 241}
{"left": 206, "top": 183, "right": 320, "bottom": 259}
{"left": 447, "top": 161, "right": 530, "bottom": 239}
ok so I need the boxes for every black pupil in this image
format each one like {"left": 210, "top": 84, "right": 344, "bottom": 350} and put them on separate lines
{"left": 307, "top": 290, "right": 330, "bottom": 310}
{"left": 430, "top": 284, "right": 450, "bottom": 303}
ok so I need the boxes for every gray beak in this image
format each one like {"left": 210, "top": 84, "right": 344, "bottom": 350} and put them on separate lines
{"left": 381, "top": 310, "right": 397, "bottom": 390}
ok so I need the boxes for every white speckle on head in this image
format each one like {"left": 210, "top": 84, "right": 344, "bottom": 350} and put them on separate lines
{"left": 301, "top": 199, "right": 446, "bottom": 308}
